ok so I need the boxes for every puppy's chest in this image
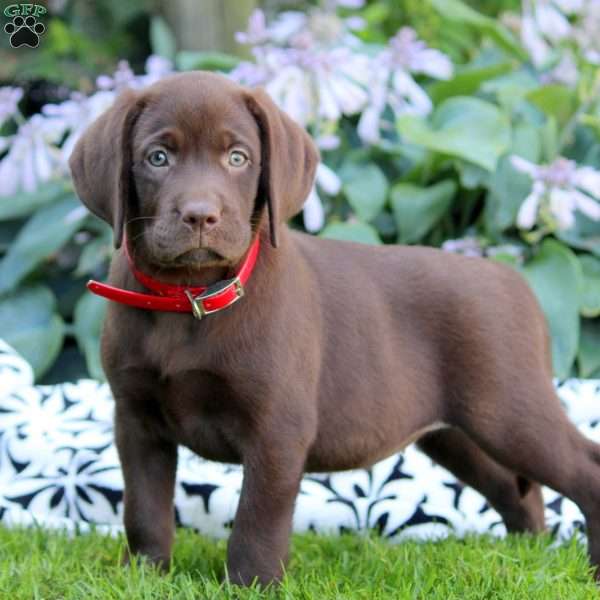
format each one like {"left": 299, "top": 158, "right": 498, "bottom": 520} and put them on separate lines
{"left": 117, "top": 315, "right": 251, "bottom": 462}
{"left": 155, "top": 370, "right": 246, "bottom": 463}
{"left": 143, "top": 317, "right": 215, "bottom": 374}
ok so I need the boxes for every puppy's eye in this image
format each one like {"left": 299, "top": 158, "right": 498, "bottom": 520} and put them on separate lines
{"left": 147, "top": 149, "right": 169, "bottom": 167}
{"left": 228, "top": 150, "right": 248, "bottom": 167}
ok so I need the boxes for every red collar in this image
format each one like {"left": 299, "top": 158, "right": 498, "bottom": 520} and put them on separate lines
{"left": 87, "top": 237, "right": 260, "bottom": 320}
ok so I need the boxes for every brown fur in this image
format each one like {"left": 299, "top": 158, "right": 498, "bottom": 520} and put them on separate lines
{"left": 70, "top": 71, "right": 600, "bottom": 586}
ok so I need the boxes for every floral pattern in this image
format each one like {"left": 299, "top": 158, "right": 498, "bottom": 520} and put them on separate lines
{"left": 0, "top": 338, "right": 599, "bottom": 544}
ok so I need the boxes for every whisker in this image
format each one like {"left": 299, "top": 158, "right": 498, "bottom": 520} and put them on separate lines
{"left": 129, "top": 231, "right": 148, "bottom": 246}
{"left": 129, "top": 231, "right": 150, "bottom": 265}
{"left": 125, "top": 216, "right": 159, "bottom": 227}
{"left": 128, "top": 232, "right": 174, "bottom": 276}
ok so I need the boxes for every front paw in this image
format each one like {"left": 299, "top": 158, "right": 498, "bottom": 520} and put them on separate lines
{"left": 122, "top": 547, "right": 171, "bottom": 573}
{"left": 226, "top": 556, "right": 283, "bottom": 588}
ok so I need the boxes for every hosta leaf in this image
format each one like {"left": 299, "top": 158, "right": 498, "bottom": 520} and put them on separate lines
{"left": 320, "top": 222, "right": 382, "bottom": 245}
{"left": 0, "top": 197, "right": 87, "bottom": 294}
{"left": 429, "top": 61, "right": 513, "bottom": 104}
{"left": 484, "top": 155, "right": 533, "bottom": 235}
{"left": 428, "top": 0, "right": 527, "bottom": 60}
{"left": 526, "top": 85, "right": 577, "bottom": 128}
{"left": 176, "top": 51, "right": 240, "bottom": 72}
{"left": 511, "top": 121, "right": 542, "bottom": 163}
{"left": 0, "top": 181, "right": 70, "bottom": 221}
{"left": 579, "top": 254, "right": 600, "bottom": 318}
{"left": 75, "top": 227, "right": 113, "bottom": 277}
{"left": 390, "top": 180, "right": 457, "bottom": 244}
{"left": 74, "top": 292, "right": 107, "bottom": 380}
{"left": 341, "top": 163, "right": 389, "bottom": 222}
{"left": 557, "top": 213, "right": 600, "bottom": 258}
{"left": 520, "top": 240, "right": 582, "bottom": 379}
{"left": 398, "top": 97, "right": 511, "bottom": 171}
{"left": 150, "top": 15, "right": 177, "bottom": 60}
{"left": 0, "top": 284, "right": 64, "bottom": 379}
{"left": 578, "top": 318, "right": 600, "bottom": 378}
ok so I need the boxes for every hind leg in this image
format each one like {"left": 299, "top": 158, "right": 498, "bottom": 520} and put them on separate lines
{"left": 418, "top": 428, "right": 545, "bottom": 533}
{"left": 453, "top": 379, "right": 600, "bottom": 577}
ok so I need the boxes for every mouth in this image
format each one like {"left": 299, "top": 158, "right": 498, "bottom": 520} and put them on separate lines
{"left": 172, "top": 247, "right": 227, "bottom": 266}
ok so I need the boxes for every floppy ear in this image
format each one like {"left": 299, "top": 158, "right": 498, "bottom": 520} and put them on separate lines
{"left": 69, "top": 89, "right": 144, "bottom": 249}
{"left": 245, "top": 88, "right": 319, "bottom": 248}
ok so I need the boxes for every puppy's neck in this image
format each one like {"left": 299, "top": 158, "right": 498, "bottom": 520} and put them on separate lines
{"left": 128, "top": 258, "right": 232, "bottom": 288}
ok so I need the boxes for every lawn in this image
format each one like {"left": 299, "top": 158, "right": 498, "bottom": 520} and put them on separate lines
{"left": 1, "top": 527, "right": 597, "bottom": 599}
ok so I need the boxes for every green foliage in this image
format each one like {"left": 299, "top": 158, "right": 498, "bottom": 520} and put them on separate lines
{"left": 391, "top": 180, "right": 457, "bottom": 243}
{"left": 558, "top": 213, "right": 600, "bottom": 258}
{"left": 520, "top": 240, "right": 582, "bottom": 379}
{"left": 176, "top": 51, "right": 241, "bottom": 72}
{"left": 320, "top": 221, "right": 382, "bottom": 244}
{"left": 0, "top": 0, "right": 155, "bottom": 89}
{"left": 484, "top": 155, "right": 533, "bottom": 234}
{"left": 352, "top": 0, "right": 600, "bottom": 380}
{"left": 0, "top": 285, "right": 65, "bottom": 378}
{"left": 579, "top": 318, "right": 600, "bottom": 378}
{"left": 398, "top": 97, "right": 511, "bottom": 171}
{"left": 340, "top": 163, "right": 389, "bottom": 222}
{"left": 579, "top": 255, "right": 600, "bottom": 318}
{"left": 427, "top": 0, "right": 526, "bottom": 60}
{"left": 74, "top": 293, "right": 107, "bottom": 380}
{"left": 0, "top": 189, "right": 103, "bottom": 380}
{"left": 526, "top": 85, "right": 577, "bottom": 128}
{"left": 0, "top": 182, "right": 71, "bottom": 220}
{"left": 150, "top": 15, "right": 177, "bottom": 61}
{"left": 428, "top": 61, "right": 513, "bottom": 104}
{"left": 0, "top": 196, "right": 87, "bottom": 294}
{"left": 1, "top": 0, "right": 599, "bottom": 382}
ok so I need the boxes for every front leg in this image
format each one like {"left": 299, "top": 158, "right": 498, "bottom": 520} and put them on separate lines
{"left": 227, "top": 433, "right": 309, "bottom": 586}
{"left": 115, "top": 403, "right": 178, "bottom": 570}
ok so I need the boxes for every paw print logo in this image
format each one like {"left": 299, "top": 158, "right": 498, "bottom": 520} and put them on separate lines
{"left": 4, "top": 15, "right": 45, "bottom": 48}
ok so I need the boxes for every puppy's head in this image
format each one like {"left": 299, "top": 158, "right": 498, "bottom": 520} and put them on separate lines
{"left": 69, "top": 71, "right": 319, "bottom": 270}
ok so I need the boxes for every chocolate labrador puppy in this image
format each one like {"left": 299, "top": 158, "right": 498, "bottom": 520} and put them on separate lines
{"left": 69, "top": 71, "right": 600, "bottom": 586}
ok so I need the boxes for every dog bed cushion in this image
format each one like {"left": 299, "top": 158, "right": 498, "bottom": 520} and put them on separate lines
{"left": 1, "top": 339, "right": 598, "bottom": 543}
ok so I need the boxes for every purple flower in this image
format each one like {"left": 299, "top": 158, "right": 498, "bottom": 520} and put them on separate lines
{"left": 235, "top": 9, "right": 269, "bottom": 45}
{"left": 357, "top": 28, "right": 453, "bottom": 144}
{"left": 141, "top": 55, "right": 174, "bottom": 86}
{"left": 96, "top": 55, "right": 173, "bottom": 91}
{"left": 516, "top": 0, "right": 599, "bottom": 69}
{"left": 442, "top": 238, "right": 484, "bottom": 257}
{"left": 0, "top": 53, "right": 175, "bottom": 196}
{"left": 232, "top": 37, "right": 370, "bottom": 128}
{"left": 387, "top": 27, "right": 453, "bottom": 79}
{"left": 303, "top": 163, "right": 342, "bottom": 233}
{"left": 96, "top": 60, "right": 136, "bottom": 91}
{"left": 42, "top": 90, "right": 117, "bottom": 169}
{"left": 0, "top": 115, "right": 64, "bottom": 195}
{"left": 229, "top": 58, "right": 271, "bottom": 88}
{"left": 334, "top": 0, "right": 365, "bottom": 8}
{"left": 232, "top": 3, "right": 374, "bottom": 131}
{"left": 315, "top": 134, "right": 341, "bottom": 151}
{"left": 511, "top": 155, "right": 600, "bottom": 230}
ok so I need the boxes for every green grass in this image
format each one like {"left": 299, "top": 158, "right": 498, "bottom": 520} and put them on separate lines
{"left": 0, "top": 526, "right": 597, "bottom": 599}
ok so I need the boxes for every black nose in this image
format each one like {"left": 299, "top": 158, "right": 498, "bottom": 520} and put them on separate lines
{"left": 180, "top": 202, "right": 221, "bottom": 232}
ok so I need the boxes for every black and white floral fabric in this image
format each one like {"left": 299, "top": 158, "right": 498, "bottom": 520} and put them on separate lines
{"left": 1, "top": 338, "right": 599, "bottom": 543}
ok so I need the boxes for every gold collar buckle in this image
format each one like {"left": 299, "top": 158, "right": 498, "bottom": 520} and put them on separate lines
{"left": 184, "top": 276, "right": 245, "bottom": 320}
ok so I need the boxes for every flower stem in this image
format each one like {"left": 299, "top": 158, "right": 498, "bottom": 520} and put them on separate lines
{"left": 557, "top": 71, "right": 600, "bottom": 154}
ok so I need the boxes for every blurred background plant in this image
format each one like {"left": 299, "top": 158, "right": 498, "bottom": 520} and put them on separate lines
{"left": 0, "top": 0, "right": 599, "bottom": 383}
